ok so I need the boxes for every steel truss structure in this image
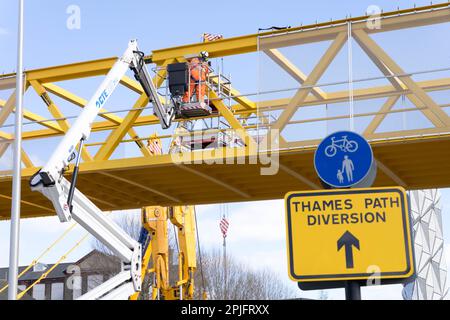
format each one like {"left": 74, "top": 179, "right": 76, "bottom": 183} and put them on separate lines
{"left": 1, "top": 3, "right": 450, "bottom": 219}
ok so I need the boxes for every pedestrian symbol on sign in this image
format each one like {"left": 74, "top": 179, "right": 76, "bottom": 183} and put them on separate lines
{"left": 341, "top": 155, "right": 355, "bottom": 183}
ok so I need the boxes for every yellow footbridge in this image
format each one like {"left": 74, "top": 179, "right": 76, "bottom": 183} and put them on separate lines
{"left": 1, "top": 3, "right": 450, "bottom": 219}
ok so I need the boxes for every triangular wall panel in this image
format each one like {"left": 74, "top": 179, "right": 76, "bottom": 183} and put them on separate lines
{"left": 403, "top": 189, "right": 448, "bottom": 300}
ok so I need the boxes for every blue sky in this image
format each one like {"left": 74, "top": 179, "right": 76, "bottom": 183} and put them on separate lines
{"left": 0, "top": 0, "right": 450, "bottom": 300}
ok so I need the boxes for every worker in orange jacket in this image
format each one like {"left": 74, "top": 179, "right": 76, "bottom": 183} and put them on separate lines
{"left": 183, "top": 52, "right": 209, "bottom": 104}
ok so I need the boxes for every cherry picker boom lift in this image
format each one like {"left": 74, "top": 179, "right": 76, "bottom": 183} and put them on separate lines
{"left": 28, "top": 40, "right": 177, "bottom": 300}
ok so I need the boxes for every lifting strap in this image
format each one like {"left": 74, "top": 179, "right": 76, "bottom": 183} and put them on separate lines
{"left": 0, "top": 221, "right": 79, "bottom": 295}
{"left": 17, "top": 232, "right": 90, "bottom": 299}
{"left": 347, "top": 21, "right": 355, "bottom": 131}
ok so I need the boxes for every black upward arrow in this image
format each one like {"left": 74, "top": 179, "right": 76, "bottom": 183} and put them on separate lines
{"left": 337, "top": 231, "right": 360, "bottom": 269}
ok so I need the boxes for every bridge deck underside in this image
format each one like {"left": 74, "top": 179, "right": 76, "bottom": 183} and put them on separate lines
{"left": 1, "top": 134, "right": 449, "bottom": 220}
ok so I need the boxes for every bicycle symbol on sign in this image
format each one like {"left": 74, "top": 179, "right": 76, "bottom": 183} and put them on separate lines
{"left": 325, "top": 135, "right": 359, "bottom": 157}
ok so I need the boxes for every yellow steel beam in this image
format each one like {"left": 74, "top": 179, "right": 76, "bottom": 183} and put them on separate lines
{"left": 271, "top": 32, "right": 347, "bottom": 132}
{"left": 25, "top": 57, "right": 117, "bottom": 83}
{"left": 99, "top": 172, "right": 182, "bottom": 203}
{"left": 358, "top": 44, "right": 406, "bottom": 91}
{"left": 29, "top": 80, "right": 93, "bottom": 162}
{"left": 363, "top": 96, "right": 399, "bottom": 136}
{"left": 285, "top": 125, "right": 450, "bottom": 150}
{"left": 2, "top": 100, "right": 57, "bottom": 133}
{"left": 0, "top": 143, "right": 9, "bottom": 159}
{"left": 176, "top": 164, "right": 251, "bottom": 199}
{"left": 148, "top": 3, "right": 450, "bottom": 64}
{"left": 257, "top": 5, "right": 450, "bottom": 52}
{"left": 30, "top": 145, "right": 252, "bottom": 179}
{"left": 366, "top": 126, "right": 450, "bottom": 141}
{"left": 0, "top": 76, "right": 17, "bottom": 90}
{"left": 42, "top": 83, "right": 123, "bottom": 124}
{"left": 120, "top": 75, "right": 145, "bottom": 94}
{"left": 121, "top": 75, "right": 169, "bottom": 107}
{"left": 209, "top": 90, "right": 257, "bottom": 150}
{"left": 0, "top": 134, "right": 450, "bottom": 214}
{"left": 0, "top": 131, "right": 13, "bottom": 140}
{"left": 0, "top": 76, "right": 27, "bottom": 163}
{"left": 0, "top": 3, "right": 447, "bottom": 182}
{"left": 0, "top": 194, "right": 54, "bottom": 213}
{"left": 0, "top": 3, "right": 445, "bottom": 86}
{"left": 2, "top": 131, "right": 450, "bottom": 219}
{"left": 359, "top": 44, "right": 445, "bottom": 128}
{"left": 94, "top": 93, "right": 148, "bottom": 160}
{"left": 209, "top": 73, "right": 256, "bottom": 110}
{"left": 353, "top": 29, "right": 450, "bottom": 127}
{"left": 0, "top": 88, "right": 63, "bottom": 133}
{"left": 21, "top": 110, "right": 63, "bottom": 132}
{"left": 375, "top": 159, "right": 407, "bottom": 187}
{"left": 94, "top": 61, "right": 172, "bottom": 161}
{"left": 42, "top": 82, "right": 152, "bottom": 158}
{"left": 21, "top": 149, "right": 34, "bottom": 168}
{"left": 264, "top": 49, "right": 326, "bottom": 100}
{"left": 10, "top": 76, "right": 450, "bottom": 142}
{"left": 116, "top": 76, "right": 161, "bottom": 157}
{"left": 278, "top": 163, "right": 320, "bottom": 189}
{"left": 255, "top": 77, "right": 450, "bottom": 112}
{"left": 0, "top": 89, "right": 18, "bottom": 126}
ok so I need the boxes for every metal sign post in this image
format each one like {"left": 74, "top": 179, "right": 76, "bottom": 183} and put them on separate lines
{"left": 345, "top": 281, "right": 361, "bottom": 300}
{"left": 8, "top": 0, "right": 24, "bottom": 300}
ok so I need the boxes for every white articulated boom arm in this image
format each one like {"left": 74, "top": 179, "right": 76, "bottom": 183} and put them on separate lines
{"left": 29, "top": 40, "right": 174, "bottom": 300}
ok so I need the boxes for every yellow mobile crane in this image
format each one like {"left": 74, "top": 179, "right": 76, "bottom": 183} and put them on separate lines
{"left": 138, "top": 205, "right": 198, "bottom": 300}
{"left": 129, "top": 135, "right": 202, "bottom": 300}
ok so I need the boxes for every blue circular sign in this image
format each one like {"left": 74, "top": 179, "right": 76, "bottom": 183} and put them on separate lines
{"left": 314, "top": 131, "right": 374, "bottom": 188}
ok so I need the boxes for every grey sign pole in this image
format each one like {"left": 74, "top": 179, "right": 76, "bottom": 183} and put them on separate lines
{"left": 8, "top": 0, "right": 24, "bottom": 300}
{"left": 345, "top": 280, "right": 361, "bottom": 301}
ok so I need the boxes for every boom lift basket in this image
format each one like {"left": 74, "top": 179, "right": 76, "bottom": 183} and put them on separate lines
{"left": 167, "top": 60, "right": 213, "bottom": 118}
{"left": 179, "top": 102, "right": 212, "bottom": 118}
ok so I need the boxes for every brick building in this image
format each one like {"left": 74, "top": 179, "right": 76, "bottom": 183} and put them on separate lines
{"left": 0, "top": 250, "right": 121, "bottom": 300}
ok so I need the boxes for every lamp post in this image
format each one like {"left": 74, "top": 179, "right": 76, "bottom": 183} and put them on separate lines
{"left": 8, "top": 0, "right": 25, "bottom": 300}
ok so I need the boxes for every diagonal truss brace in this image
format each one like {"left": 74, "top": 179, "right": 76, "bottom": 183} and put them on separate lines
{"left": 93, "top": 59, "right": 174, "bottom": 161}
{"left": 353, "top": 29, "right": 450, "bottom": 127}
{"left": 264, "top": 48, "right": 327, "bottom": 100}
{"left": 42, "top": 82, "right": 152, "bottom": 158}
{"left": 29, "top": 80, "right": 93, "bottom": 161}
{"left": 270, "top": 32, "right": 347, "bottom": 133}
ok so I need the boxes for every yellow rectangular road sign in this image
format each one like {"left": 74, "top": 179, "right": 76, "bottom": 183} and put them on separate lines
{"left": 285, "top": 187, "right": 415, "bottom": 284}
